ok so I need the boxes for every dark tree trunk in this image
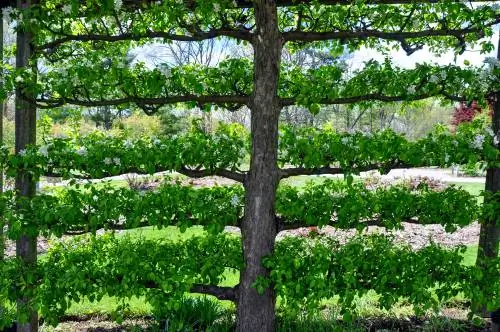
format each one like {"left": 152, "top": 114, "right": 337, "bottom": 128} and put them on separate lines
{"left": 476, "top": 31, "right": 500, "bottom": 329}
{"left": 236, "top": 1, "right": 282, "bottom": 331}
{"left": 15, "top": 1, "right": 38, "bottom": 331}
{"left": 0, "top": 7, "right": 5, "bottom": 261}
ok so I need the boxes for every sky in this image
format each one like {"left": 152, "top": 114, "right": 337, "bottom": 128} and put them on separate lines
{"left": 350, "top": 28, "right": 499, "bottom": 70}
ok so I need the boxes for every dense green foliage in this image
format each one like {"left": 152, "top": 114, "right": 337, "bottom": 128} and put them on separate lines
{"left": 0, "top": 179, "right": 480, "bottom": 239}
{"left": 0, "top": 118, "right": 497, "bottom": 180}
{"left": 1, "top": 233, "right": 498, "bottom": 328}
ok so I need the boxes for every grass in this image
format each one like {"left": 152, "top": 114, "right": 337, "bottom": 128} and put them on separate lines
{"left": 448, "top": 182, "right": 485, "bottom": 203}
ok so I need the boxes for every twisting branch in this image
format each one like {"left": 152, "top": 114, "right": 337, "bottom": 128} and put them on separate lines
{"left": 37, "top": 29, "right": 253, "bottom": 51}
{"left": 44, "top": 166, "right": 246, "bottom": 183}
{"left": 283, "top": 22, "right": 499, "bottom": 44}
{"left": 276, "top": 216, "right": 421, "bottom": 232}
{"left": 178, "top": 166, "right": 246, "bottom": 183}
{"left": 113, "top": 276, "right": 239, "bottom": 302}
{"left": 116, "top": 0, "right": 500, "bottom": 9}
{"left": 279, "top": 161, "right": 410, "bottom": 179}
{"left": 35, "top": 95, "right": 251, "bottom": 110}
{"left": 280, "top": 92, "right": 464, "bottom": 107}
{"left": 191, "top": 284, "right": 239, "bottom": 302}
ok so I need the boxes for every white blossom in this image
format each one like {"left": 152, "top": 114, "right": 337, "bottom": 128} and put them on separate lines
{"left": 15, "top": 76, "right": 23, "bottom": 83}
{"left": 62, "top": 4, "right": 72, "bottom": 15}
{"left": 114, "top": 0, "right": 123, "bottom": 11}
{"left": 213, "top": 3, "right": 221, "bottom": 12}
{"left": 470, "top": 135, "right": 485, "bottom": 150}
{"left": 18, "top": 149, "right": 26, "bottom": 157}
{"left": 76, "top": 146, "right": 88, "bottom": 156}
{"left": 113, "top": 157, "right": 121, "bottom": 165}
{"left": 123, "top": 139, "right": 134, "bottom": 149}
{"left": 153, "top": 138, "right": 161, "bottom": 145}
{"left": 362, "top": 131, "right": 373, "bottom": 138}
{"left": 118, "top": 214, "right": 126, "bottom": 223}
{"left": 39, "top": 145, "right": 49, "bottom": 158}
{"left": 429, "top": 75, "right": 439, "bottom": 84}
{"left": 104, "top": 157, "right": 113, "bottom": 165}
{"left": 407, "top": 85, "right": 416, "bottom": 94}
{"left": 486, "top": 127, "right": 495, "bottom": 137}
{"left": 93, "top": 195, "right": 99, "bottom": 201}
{"left": 341, "top": 137, "right": 350, "bottom": 145}
{"left": 230, "top": 195, "right": 240, "bottom": 207}
{"left": 82, "top": 205, "right": 95, "bottom": 214}
{"left": 494, "top": 135, "right": 500, "bottom": 146}
{"left": 484, "top": 57, "right": 500, "bottom": 67}
{"left": 2, "top": 7, "right": 14, "bottom": 22}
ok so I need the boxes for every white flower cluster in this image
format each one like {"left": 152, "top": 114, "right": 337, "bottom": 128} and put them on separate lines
{"left": 230, "top": 195, "right": 240, "bottom": 207}
{"left": 123, "top": 139, "right": 134, "bottom": 149}
{"left": 470, "top": 134, "right": 485, "bottom": 150}
{"left": 104, "top": 157, "right": 121, "bottom": 165}
{"left": 76, "top": 146, "right": 88, "bottom": 156}
{"left": 2, "top": 7, "right": 17, "bottom": 23}
{"left": 39, "top": 145, "right": 50, "bottom": 158}
{"left": 428, "top": 75, "right": 439, "bottom": 84}
{"left": 341, "top": 136, "right": 351, "bottom": 145}
{"left": 114, "top": 0, "right": 123, "bottom": 11}
{"left": 62, "top": 4, "right": 72, "bottom": 15}
{"left": 484, "top": 57, "right": 500, "bottom": 67}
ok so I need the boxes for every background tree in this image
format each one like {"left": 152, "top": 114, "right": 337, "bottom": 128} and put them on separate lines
{"left": 1, "top": 1, "right": 499, "bottom": 331}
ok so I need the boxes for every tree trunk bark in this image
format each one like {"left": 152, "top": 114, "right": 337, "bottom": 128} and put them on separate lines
{"left": 236, "top": 1, "right": 282, "bottom": 331}
{"left": 476, "top": 30, "right": 500, "bottom": 329}
{"left": 0, "top": 6, "right": 5, "bottom": 262}
{"left": 15, "top": 1, "right": 38, "bottom": 331}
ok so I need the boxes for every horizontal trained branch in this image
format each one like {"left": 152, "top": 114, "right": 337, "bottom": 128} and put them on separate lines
{"left": 190, "top": 284, "right": 239, "bottom": 302}
{"left": 2, "top": 0, "right": 496, "bottom": 10}
{"left": 179, "top": 166, "right": 246, "bottom": 183}
{"left": 283, "top": 24, "right": 498, "bottom": 43}
{"left": 35, "top": 95, "right": 250, "bottom": 111}
{"left": 37, "top": 29, "right": 253, "bottom": 51}
{"left": 276, "top": 216, "right": 420, "bottom": 232}
{"left": 280, "top": 92, "right": 463, "bottom": 107}
{"left": 279, "top": 161, "right": 410, "bottom": 179}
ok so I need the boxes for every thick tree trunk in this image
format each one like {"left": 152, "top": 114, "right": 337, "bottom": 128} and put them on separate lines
{"left": 476, "top": 31, "right": 500, "bottom": 329}
{"left": 236, "top": 1, "right": 282, "bottom": 331}
{"left": 0, "top": 7, "right": 5, "bottom": 261}
{"left": 15, "top": 1, "right": 38, "bottom": 331}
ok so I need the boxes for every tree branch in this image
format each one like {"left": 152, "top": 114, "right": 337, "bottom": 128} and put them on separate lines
{"left": 276, "top": 216, "right": 421, "bottom": 232}
{"left": 2, "top": 0, "right": 496, "bottom": 10}
{"left": 120, "top": 0, "right": 500, "bottom": 9}
{"left": 35, "top": 95, "right": 250, "bottom": 110}
{"left": 190, "top": 284, "right": 239, "bottom": 302}
{"left": 280, "top": 92, "right": 463, "bottom": 107}
{"left": 43, "top": 166, "right": 245, "bottom": 183}
{"left": 116, "top": 276, "right": 239, "bottom": 302}
{"left": 283, "top": 23, "right": 499, "bottom": 44}
{"left": 37, "top": 29, "right": 253, "bottom": 51}
{"left": 178, "top": 166, "right": 246, "bottom": 183}
{"left": 279, "top": 162, "right": 410, "bottom": 179}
